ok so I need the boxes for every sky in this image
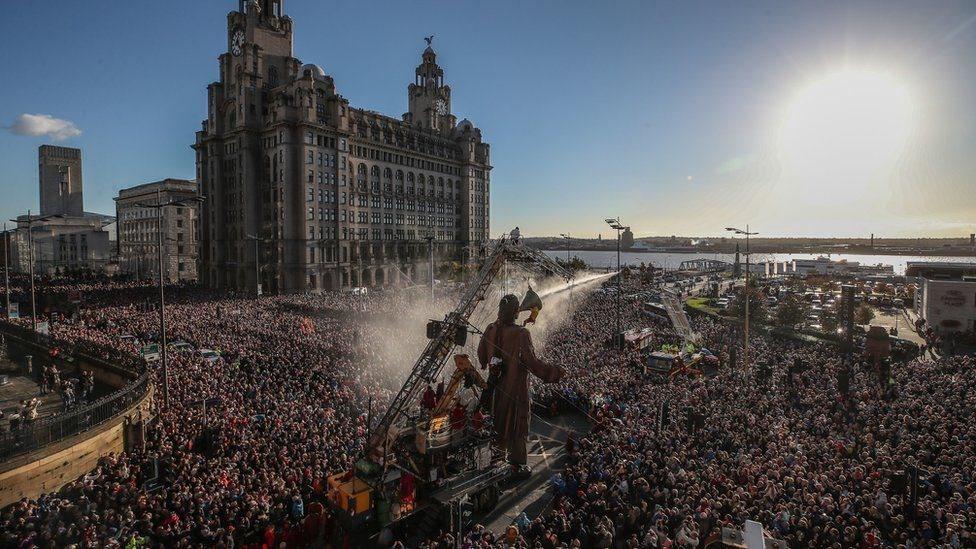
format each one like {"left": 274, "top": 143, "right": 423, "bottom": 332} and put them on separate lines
{"left": 1, "top": 0, "right": 974, "bottom": 239}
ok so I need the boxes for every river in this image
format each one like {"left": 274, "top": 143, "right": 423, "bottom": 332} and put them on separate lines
{"left": 542, "top": 250, "right": 974, "bottom": 275}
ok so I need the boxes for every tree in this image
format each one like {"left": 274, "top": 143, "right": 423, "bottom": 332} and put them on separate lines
{"left": 904, "top": 284, "right": 916, "bottom": 304}
{"left": 776, "top": 294, "right": 810, "bottom": 329}
{"left": 854, "top": 304, "right": 875, "bottom": 325}
{"left": 728, "top": 282, "right": 768, "bottom": 324}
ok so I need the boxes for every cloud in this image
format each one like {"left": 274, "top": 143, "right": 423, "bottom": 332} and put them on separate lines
{"left": 5, "top": 113, "right": 82, "bottom": 140}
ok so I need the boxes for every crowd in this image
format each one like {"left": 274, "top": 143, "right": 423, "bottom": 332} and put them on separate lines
{"left": 429, "top": 279, "right": 976, "bottom": 548}
{"left": 0, "top": 281, "right": 466, "bottom": 548}
{"left": 0, "top": 273, "right": 973, "bottom": 548}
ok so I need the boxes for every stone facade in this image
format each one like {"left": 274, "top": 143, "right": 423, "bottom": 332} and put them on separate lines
{"left": 115, "top": 179, "right": 200, "bottom": 282}
{"left": 194, "top": 0, "right": 491, "bottom": 293}
{"left": 38, "top": 145, "right": 83, "bottom": 218}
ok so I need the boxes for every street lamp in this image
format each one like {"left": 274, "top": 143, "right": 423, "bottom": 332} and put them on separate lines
{"left": 245, "top": 234, "right": 264, "bottom": 296}
{"left": 725, "top": 225, "right": 758, "bottom": 370}
{"left": 11, "top": 211, "right": 64, "bottom": 331}
{"left": 135, "top": 191, "right": 205, "bottom": 410}
{"left": 424, "top": 233, "right": 435, "bottom": 300}
{"left": 559, "top": 233, "right": 572, "bottom": 265}
{"left": 560, "top": 233, "right": 574, "bottom": 302}
{"left": 605, "top": 218, "right": 628, "bottom": 350}
{"left": 1, "top": 223, "right": 11, "bottom": 320}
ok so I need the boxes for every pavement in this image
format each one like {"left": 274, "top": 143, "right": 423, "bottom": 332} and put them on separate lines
{"left": 0, "top": 375, "right": 64, "bottom": 429}
{"left": 870, "top": 308, "right": 924, "bottom": 345}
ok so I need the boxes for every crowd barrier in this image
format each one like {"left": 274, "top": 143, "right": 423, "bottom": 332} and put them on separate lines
{"left": 0, "top": 321, "right": 150, "bottom": 461}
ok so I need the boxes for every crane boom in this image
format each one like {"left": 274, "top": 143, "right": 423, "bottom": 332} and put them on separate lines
{"left": 366, "top": 236, "right": 569, "bottom": 456}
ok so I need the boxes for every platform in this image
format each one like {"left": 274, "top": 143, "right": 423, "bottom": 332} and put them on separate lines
{"left": 0, "top": 375, "right": 65, "bottom": 430}
{"left": 481, "top": 410, "right": 590, "bottom": 533}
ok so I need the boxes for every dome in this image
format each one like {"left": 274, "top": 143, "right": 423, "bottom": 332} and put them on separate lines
{"left": 301, "top": 64, "right": 327, "bottom": 79}
{"left": 456, "top": 118, "right": 474, "bottom": 132}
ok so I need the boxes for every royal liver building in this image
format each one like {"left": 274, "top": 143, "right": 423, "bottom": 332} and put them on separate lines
{"left": 194, "top": 0, "right": 491, "bottom": 293}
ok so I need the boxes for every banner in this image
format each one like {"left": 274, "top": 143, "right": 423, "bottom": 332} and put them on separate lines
{"left": 36, "top": 321, "right": 50, "bottom": 335}
{"left": 8, "top": 303, "right": 18, "bottom": 319}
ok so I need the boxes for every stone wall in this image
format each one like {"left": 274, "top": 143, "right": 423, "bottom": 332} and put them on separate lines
{"left": 0, "top": 389, "right": 150, "bottom": 508}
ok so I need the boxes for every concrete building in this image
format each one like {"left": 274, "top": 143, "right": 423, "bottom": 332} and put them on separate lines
{"left": 10, "top": 146, "right": 114, "bottom": 275}
{"left": 115, "top": 179, "right": 200, "bottom": 282}
{"left": 790, "top": 257, "right": 894, "bottom": 277}
{"left": 193, "top": 0, "right": 491, "bottom": 294}
{"left": 39, "top": 145, "right": 84, "bottom": 218}
{"left": 907, "top": 262, "right": 976, "bottom": 334}
{"left": 11, "top": 214, "right": 114, "bottom": 275}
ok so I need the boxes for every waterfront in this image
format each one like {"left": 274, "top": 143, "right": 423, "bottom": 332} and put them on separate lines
{"left": 543, "top": 250, "right": 976, "bottom": 275}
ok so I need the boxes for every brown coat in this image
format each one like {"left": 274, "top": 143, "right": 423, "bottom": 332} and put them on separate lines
{"left": 477, "top": 320, "right": 565, "bottom": 443}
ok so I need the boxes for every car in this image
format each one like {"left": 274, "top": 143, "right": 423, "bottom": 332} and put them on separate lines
{"left": 199, "top": 349, "right": 221, "bottom": 363}
{"left": 170, "top": 341, "right": 193, "bottom": 352}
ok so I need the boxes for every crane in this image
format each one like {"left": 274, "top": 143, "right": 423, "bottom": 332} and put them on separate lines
{"left": 328, "top": 235, "right": 571, "bottom": 538}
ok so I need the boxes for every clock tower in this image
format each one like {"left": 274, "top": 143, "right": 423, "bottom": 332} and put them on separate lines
{"left": 223, "top": 0, "right": 294, "bottom": 100}
{"left": 407, "top": 41, "right": 454, "bottom": 131}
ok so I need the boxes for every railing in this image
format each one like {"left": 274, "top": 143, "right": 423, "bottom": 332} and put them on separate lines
{"left": 0, "top": 321, "right": 150, "bottom": 462}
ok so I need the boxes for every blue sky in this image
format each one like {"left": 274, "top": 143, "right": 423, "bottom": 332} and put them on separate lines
{"left": 1, "top": 0, "right": 975, "bottom": 238}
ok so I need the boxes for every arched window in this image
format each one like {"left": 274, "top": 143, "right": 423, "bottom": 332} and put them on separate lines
{"left": 268, "top": 66, "right": 279, "bottom": 87}
{"left": 395, "top": 170, "right": 404, "bottom": 182}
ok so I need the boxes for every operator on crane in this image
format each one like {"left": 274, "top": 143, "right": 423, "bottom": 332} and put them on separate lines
{"left": 477, "top": 294, "right": 565, "bottom": 479}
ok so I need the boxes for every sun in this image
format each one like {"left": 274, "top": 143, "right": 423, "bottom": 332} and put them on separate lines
{"left": 778, "top": 68, "right": 915, "bottom": 198}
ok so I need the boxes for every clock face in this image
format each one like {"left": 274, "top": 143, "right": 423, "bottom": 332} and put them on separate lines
{"left": 434, "top": 99, "right": 448, "bottom": 116}
{"left": 231, "top": 29, "right": 245, "bottom": 56}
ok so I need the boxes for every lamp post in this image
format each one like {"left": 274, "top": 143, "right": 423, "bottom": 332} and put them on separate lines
{"left": 245, "top": 234, "right": 264, "bottom": 296}
{"left": 2, "top": 223, "right": 10, "bottom": 320}
{"left": 559, "top": 233, "right": 572, "bottom": 265}
{"left": 425, "top": 233, "right": 435, "bottom": 300}
{"left": 136, "top": 191, "right": 205, "bottom": 410}
{"left": 11, "top": 211, "right": 64, "bottom": 331}
{"left": 606, "top": 218, "right": 628, "bottom": 351}
{"left": 725, "top": 225, "right": 758, "bottom": 369}
{"left": 560, "top": 233, "right": 573, "bottom": 301}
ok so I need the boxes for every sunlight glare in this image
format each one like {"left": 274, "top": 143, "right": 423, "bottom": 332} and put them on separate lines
{"left": 778, "top": 68, "right": 914, "bottom": 199}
